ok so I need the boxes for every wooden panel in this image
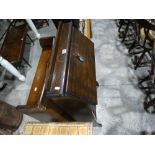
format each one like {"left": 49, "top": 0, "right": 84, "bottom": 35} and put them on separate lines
{"left": 17, "top": 36, "right": 75, "bottom": 122}
{"left": 47, "top": 22, "right": 72, "bottom": 95}
{"left": 0, "top": 24, "right": 27, "bottom": 64}
{"left": 27, "top": 49, "right": 51, "bottom": 106}
{"left": 46, "top": 22, "right": 97, "bottom": 105}
{"left": 40, "top": 37, "right": 54, "bottom": 50}
{"left": 66, "top": 28, "right": 97, "bottom": 105}
{"left": 26, "top": 37, "right": 54, "bottom": 106}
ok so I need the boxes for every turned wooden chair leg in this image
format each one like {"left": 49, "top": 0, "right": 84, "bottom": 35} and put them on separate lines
{"left": 144, "top": 98, "right": 155, "bottom": 113}
{"left": 122, "top": 24, "right": 129, "bottom": 43}
{"left": 134, "top": 50, "right": 147, "bottom": 70}
{"left": 128, "top": 41, "right": 136, "bottom": 54}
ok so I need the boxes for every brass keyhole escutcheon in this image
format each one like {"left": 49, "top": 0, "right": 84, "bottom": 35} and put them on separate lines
{"left": 74, "top": 52, "right": 85, "bottom": 63}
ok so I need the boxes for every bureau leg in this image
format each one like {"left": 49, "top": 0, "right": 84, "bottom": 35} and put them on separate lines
{"left": 44, "top": 99, "right": 75, "bottom": 122}
{"left": 96, "top": 81, "right": 99, "bottom": 87}
{"left": 46, "top": 107, "right": 75, "bottom": 122}
{"left": 88, "top": 105, "right": 102, "bottom": 127}
{"left": 17, "top": 103, "right": 75, "bottom": 122}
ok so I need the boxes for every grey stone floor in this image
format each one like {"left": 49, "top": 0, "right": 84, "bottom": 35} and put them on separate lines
{"left": 1, "top": 19, "right": 155, "bottom": 134}
{"left": 92, "top": 19, "right": 155, "bottom": 134}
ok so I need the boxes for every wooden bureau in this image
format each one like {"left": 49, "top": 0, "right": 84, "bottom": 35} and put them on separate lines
{"left": 45, "top": 22, "right": 97, "bottom": 121}
{"left": 17, "top": 22, "right": 97, "bottom": 123}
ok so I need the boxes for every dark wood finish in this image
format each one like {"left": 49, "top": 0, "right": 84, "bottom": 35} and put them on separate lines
{"left": 17, "top": 22, "right": 97, "bottom": 123}
{"left": 46, "top": 22, "right": 97, "bottom": 121}
{"left": 47, "top": 22, "right": 97, "bottom": 105}
{"left": 26, "top": 37, "right": 54, "bottom": 107}
{"left": 40, "top": 36, "right": 54, "bottom": 50}
{"left": 136, "top": 20, "right": 155, "bottom": 31}
{"left": 0, "top": 24, "right": 27, "bottom": 64}
{"left": 32, "top": 20, "right": 49, "bottom": 29}
{"left": 0, "top": 100, "right": 23, "bottom": 133}
{"left": 27, "top": 49, "right": 51, "bottom": 106}
{"left": 52, "top": 20, "right": 79, "bottom": 29}
{"left": 67, "top": 26, "right": 97, "bottom": 104}
{"left": 17, "top": 37, "right": 74, "bottom": 121}
{"left": 46, "top": 22, "right": 72, "bottom": 95}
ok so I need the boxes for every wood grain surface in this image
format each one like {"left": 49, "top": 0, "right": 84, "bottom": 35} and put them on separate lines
{"left": 0, "top": 24, "right": 27, "bottom": 64}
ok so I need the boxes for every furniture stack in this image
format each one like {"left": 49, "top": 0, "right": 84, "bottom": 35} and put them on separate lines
{"left": 117, "top": 19, "right": 155, "bottom": 113}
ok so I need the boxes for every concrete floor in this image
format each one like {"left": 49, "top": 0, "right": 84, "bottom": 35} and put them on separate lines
{"left": 92, "top": 19, "right": 155, "bottom": 134}
{"left": 1, "top": 19, "right": 155, "bottom": 134}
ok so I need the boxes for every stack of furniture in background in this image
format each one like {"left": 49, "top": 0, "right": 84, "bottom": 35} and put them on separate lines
{"left": 0, "top": 20, "right": 34, "bottom": 91}
{"left": 117, "top": 19, "right": 155, "bottom": 113}
{"left": 0, "top": 20, "right": 33, "bottom": 67}
{"left": 0, "top": 20, "right": 36, "bottom": 134}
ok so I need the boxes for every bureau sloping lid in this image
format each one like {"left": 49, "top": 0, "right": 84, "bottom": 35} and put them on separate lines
{"left": 66, "top": 27, "right": 97, "bottom": 105}
{"left": 46, "top": 22, "right": 97, "bottom": 105}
